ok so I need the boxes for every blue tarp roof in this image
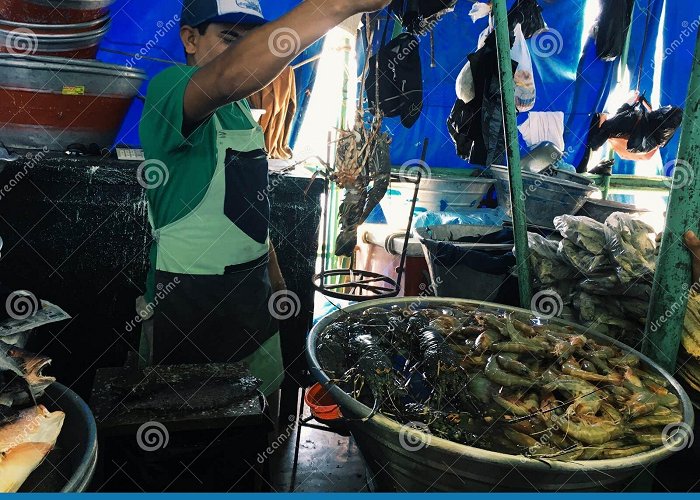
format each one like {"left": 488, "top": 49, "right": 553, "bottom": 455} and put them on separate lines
{"left": 98, "top": 0, "right": 700, "bottom": 171}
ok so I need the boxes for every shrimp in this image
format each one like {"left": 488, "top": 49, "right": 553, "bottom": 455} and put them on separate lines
{"left": 485, "top": 356, "right": 534, "bottom": 388}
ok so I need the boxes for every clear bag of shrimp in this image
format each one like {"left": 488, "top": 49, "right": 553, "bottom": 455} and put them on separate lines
{"left": 525, "top": 232, "right": 575, "bottom": 285}
{"left": 604, "top": 212, "right": 657, "bottom": 282}
{"left": 553, "top": 214, "right": 608, "bottom": 256}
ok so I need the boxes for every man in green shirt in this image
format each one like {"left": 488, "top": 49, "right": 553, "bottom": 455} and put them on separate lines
{"left": 139, "top": 0, "right": 390, "bottom": 398}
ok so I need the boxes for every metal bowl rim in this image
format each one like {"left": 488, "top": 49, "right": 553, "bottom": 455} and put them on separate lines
{"left": 0, "top": 14, "right": 110, "bottom": 29}
{"left": 307, "top": 296, "right": 695, "bottom": 473}
{"left": 489, "top": 165, "right": 600, "bottom": 194}
{"left": 27, "top": 0, "right": 114, "bottom": 9}
{"left": 0, "top": 53, "right": 147, "bottom": 79}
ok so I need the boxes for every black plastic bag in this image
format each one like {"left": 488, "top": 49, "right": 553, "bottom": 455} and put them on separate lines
{"left": 389, "top": 0, "right": 457, "bottom": 34}
{"left": 508, "top": 0, "right": 546, "bottom": 39}
{"left": 628, "top": 105, "right": 683, "bottom": 152}
{"left": 366, "top": 33, "right": 423, "bottom": 128}
{"left": 594, "top": 0, "right": 634, "bottom": 61}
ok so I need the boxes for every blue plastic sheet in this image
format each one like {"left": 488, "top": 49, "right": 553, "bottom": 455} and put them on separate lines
{"left": 97, "top": 0, "right": 698, "bottom": 173}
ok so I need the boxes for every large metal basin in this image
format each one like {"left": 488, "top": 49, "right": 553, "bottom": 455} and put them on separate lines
{"left": 490, "top": 165, "right": 599, "bottom": 229}
{"left": 0, "top": 16, "right": 110, "bottom": 58}
{"left": 0, "top": 54, "right": 146, "bottom": 150}
{"left": 307, "top": 297, "right": 695, "bottom": 492}
{"left": 0, "top": 0, "right": 113, "bottom": 24}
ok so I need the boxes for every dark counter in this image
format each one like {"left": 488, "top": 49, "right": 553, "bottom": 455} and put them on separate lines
{"left": 0, "top": 152, "right": 323, "bottom": 406}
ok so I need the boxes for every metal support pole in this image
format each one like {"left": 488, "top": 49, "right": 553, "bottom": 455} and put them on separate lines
{"left": 643, "top": 31, "right": 700, "bottom": 371}
{"left": 492, "top": 0, "right": 532, "bottom": 308}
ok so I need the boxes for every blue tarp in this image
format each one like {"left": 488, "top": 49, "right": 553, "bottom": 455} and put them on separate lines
{"left": 100, "top": 0, "right": 698, "bottom": 171}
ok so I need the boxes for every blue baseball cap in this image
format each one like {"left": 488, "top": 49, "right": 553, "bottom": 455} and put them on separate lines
{"left": 180, "top": 0, "right": 269, "bottom": 28}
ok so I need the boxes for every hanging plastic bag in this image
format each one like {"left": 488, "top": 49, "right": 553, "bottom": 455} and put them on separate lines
{"left": 456, "top": 62, "right": 476, "bottom": 103}
{"left": 594, "top": 0, "right": 634, "bottom": 61}
{"left": 469, "top": 2, "right": 491, "bottom": 22}
{"left": 511, "top": 24, "right": 536, "bottom": 112}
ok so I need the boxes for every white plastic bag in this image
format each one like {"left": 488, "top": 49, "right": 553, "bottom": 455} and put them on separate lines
{"left": 511, "top": 24, "right": 536, "bottom": 112}
{"left": 456, "top": 61, "right": 475, "bottom": 103}
{"left": 469, "top": 2, "right": 492, "bottom": 22}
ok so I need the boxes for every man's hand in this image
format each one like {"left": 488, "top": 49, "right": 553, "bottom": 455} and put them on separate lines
{"left": 184, "top": 0, "right": 392, "bottom": 127}
{"left": 339, "top": 0, "right": 393, "bottom": 13}
{"left": 685, "top": 230, "right": 700, "bottom": 285}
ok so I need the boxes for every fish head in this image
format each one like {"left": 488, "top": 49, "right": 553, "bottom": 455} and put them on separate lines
{"left": 6, "top": 347, "right": 55, "bottom": 392}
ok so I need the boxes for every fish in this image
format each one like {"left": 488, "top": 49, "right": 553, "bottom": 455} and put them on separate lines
{"left": 0, "top": 442, "right": 55, "bottom": 492}
{"left": 0, "top": 405, "right": 64, "bottom": 493}
{"left": 0, "top": 340, "right": 55, "bottom": 406}
{"left": 0, "top": 405, "right": 65, "bottom": 454}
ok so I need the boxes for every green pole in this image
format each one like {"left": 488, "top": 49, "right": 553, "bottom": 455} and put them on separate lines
{"left": 492, "top": 0, "right": 532, "bottom": 308}
{"left": 643, "top": 31, "right": 700, "bottom": 371}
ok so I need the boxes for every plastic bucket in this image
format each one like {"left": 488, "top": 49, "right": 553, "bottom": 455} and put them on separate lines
{"left": 305, "top": 382, "right": 342, "bottom": 422}
{"left": 417, "top": 225, "right": 514, "bottom": 303}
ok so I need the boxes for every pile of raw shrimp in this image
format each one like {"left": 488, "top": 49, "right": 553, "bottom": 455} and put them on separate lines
{"left": 316, "top": 303, "right": 686, "bottom": 461}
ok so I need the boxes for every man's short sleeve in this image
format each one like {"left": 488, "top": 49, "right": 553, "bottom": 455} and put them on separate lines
{"left": 140, "top": 65, "right": 206, "bottom": 154}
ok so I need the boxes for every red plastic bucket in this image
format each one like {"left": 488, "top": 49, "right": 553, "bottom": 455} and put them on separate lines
{"left": 305, "top": 383, "right": 342, "bottom": 422}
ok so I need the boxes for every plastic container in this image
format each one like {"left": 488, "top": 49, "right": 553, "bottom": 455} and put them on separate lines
{"left": 305, "top": 382, "right": 342, "bottom": 422}
{"left": 307, "top": 297, "right": 695, "bottom": 492}
{"left": 417, "top": 225, "right": 514, "bottom": 303}
{"left": 19, "top": 382, "right": 98, "bottom": 492}
{"left": 381, "top": 176, "right": 495, "bottom": 227}
{"left": 490, "top": 165, "right": 599, "bottom": 228}
{"left": 0, "top": 0, "right": 113, "bottom": 24}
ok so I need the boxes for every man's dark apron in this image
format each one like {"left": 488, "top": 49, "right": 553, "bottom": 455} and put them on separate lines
{"left": 147, "top": 103, "right": 277, "bottom": 364}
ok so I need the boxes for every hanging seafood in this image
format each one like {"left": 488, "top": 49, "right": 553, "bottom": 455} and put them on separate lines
{"left": 333, "top": 110, "right": 391, "bottom": 257}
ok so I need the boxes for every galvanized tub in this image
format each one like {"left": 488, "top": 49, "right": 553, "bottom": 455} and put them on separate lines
{"left": 18, "top": 383, "right": 98, "bottom": 492}
{"left": 307, "top": 297, "right": 695, "bottom": 492}
{"left": 0, "top": 54, "right": 146, "bottom": 150}
{"left": 382, "top": 176, "right": 496, "bottom": 227}
{"left": 490, "top": 165, "right": 599, "bottom": 229}
{"left": 577, "top": 198, "right": 650, "bottom": 223}
{"left": 0, "top": 0, "right": 113, "bottom": 24}
{"left": 0, "top": 16, "right": 111, "bottom": 58}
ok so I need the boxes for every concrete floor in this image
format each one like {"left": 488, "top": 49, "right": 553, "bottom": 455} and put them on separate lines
{"left": 269, "top": 401, "right": 368, "bottom": 492}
